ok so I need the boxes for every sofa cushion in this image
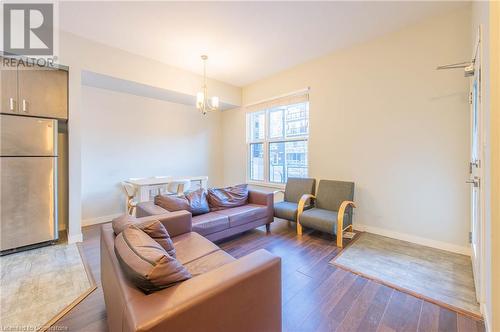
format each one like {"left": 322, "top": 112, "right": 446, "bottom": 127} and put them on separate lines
{"left": 192, "top": 212, "right": 230, "bottom": 236}
{"left": 114, "top": 226, "right": 191, "bottom": 293}
{"left": 172, "top": 232, "right": 221, "bottom": 265}
{"left": 112, "top": 215, "right": 176, "bottom": 257}
{"left": 183, "top": 249, "right": 235, "bottom": 276}
{"left": 299, "top": 207, "right": 346, "bottom": 235}
{"left": 207, "top": 184, "right": 249, "bottom": 211}
{"left": 274, "top": 201, "right": 299, "bottom": 221}
{"left": 214, "top": 204, "right": 268, "bottom": 227}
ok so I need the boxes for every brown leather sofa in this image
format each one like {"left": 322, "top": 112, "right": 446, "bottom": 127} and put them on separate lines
{"left": 136, "top": 190, "right": 274, "bottom": 242}
{"left": 101, "top": 211, "right": 282, "bottom": 332}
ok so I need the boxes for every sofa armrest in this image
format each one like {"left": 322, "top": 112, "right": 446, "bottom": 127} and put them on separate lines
{"left": 248, "top": 190, "right": 274, "bottom": 224}
{"left": 136, "top": 201, "right": 169, "bottom": 218}
{"left": 248, "top": 189, "right": 273, "bottom": 207}
{"left": 124, "top": 249, "right": 282, "bottom": 332}
{"left": 136, "top": 210, "right": 192, "bottom": 238}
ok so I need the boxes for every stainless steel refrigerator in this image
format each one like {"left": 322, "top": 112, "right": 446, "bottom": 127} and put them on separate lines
{"left": 1, "top": 114, "right": 58, "bottom": 253}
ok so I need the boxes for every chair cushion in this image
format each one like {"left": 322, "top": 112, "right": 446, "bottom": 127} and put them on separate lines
{"left": 207, "top": 184, "right": 249, "bottom": 211}
{"left": 274, "top": 201, "right": 299, "bottom": 221}
{"left": 172, "top": 232, "right": 221, "bottom": 265}
{"left": 183, "top": 249, "right": 235, "bottom": 277}
{"left": 114, "top": 226, "right": 191, "bottom": 294}
{"left": 214, "top": 204, "right": 268, "bottom": 227}
{"left": 315, "top": 180, "right": 354, "bottom": 211}
{"left": 192, "top": 212, "right": 230, "bottom": 236}
{"left": 299, "top": 208, "right": 340, "bottom": 235}
{"left": 112, "top": 215, "right": 176, "bottom": 257}
{"left": 284, "top": 178, "right": 316, "bottom": 203}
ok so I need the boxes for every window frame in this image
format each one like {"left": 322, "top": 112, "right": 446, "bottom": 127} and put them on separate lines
{"left": 246, "top": 102, "right": 309, "bottom": 188}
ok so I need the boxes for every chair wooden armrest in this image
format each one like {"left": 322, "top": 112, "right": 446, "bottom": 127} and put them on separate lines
{"left": 296, "top": 194, "right": 316, "bottom": 235}
{"left": 337, "top": 200, "right": 356, "bottom": 248}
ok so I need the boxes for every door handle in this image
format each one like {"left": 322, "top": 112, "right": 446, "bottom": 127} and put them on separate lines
{"left": 22, "top": 99, "right": 27, "bottom": 112}
{"left": 9, "top": 97, "right": 15, "bottom": 111}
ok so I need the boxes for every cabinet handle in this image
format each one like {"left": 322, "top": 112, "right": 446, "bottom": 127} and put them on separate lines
{"left": 22, "top": 99, "right": 27, "bottom": 112}
{"left": 9, "top": 98, "right": 15, "bottom": 111}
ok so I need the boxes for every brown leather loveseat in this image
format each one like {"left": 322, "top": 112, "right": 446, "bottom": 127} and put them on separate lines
{"left": 101, "top": 211, "right": 282, "bottom": 332}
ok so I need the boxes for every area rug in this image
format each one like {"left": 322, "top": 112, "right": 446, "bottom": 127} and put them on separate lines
{"left": 0, "top": 243, "right": 96, "bottom": 331}
{"left": 330, "top": 232, "right": 480, "bottom": 316}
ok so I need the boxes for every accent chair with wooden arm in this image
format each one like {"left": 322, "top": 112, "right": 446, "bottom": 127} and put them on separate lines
{"left": 274, "top": 177, "right": 316, "bottom": 222}
{"left": 297, "top": 180, "right": 356, "bottom": 248}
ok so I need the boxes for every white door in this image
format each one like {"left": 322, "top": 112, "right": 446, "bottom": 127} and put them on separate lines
{"left": 469, "top": 27, "right": 482, "bottom": 303}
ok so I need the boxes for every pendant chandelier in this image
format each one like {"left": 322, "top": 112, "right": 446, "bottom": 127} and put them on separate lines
{"left": 196, "top": 55, "right": 219, "bottom": 115}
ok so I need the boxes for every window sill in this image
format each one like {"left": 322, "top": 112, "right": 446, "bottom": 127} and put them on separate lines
{"left": 247, "top": 181, "right": 286, "bottom": 191}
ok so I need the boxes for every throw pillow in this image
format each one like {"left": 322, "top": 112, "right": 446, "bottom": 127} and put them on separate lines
{"left": 207, "top": 184, "right": 249, "bottom": 211}
{"left": 114, "top": 226, "right": 191, "bottom": 294}
{"left": 112, "top": 215, "right": 176, "bottom": 257}
{"left": 185, "top": 188, "right": 210, "bottom": 216}
{"left": 154, "top": 194, "right": 190, "bottom": 212}
{"left": 112, "top": 214, "right": 136, "bottom": 235}
{"left": 137, "top": 220, "right": 176, "bottom": 258}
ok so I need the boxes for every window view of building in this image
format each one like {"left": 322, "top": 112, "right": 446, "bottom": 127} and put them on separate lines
{"left": 247, "top": 101, "right": 309, "bottom": 184}
{"left": 249, "top": 143, "right": 264, "bottom": 181}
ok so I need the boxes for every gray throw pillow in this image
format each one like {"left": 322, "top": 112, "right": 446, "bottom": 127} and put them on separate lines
{"left": 207, "top": 184, "right": 249, "bottom": 211}
{"left": 114, "top": 226, "right": 191, "bottom": 294}
{"left": 112, "top": 215, "right": 176, "bottom": 257}
{"left": 185, "top": 188, "right": 210, "bottom": 216}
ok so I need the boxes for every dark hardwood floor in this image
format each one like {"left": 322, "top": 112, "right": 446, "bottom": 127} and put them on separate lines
{"left": 56, "top": 219, "right": 484, "bottom": 332}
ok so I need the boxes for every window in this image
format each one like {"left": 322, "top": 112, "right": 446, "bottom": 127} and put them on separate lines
{"left": 247, "top": 98, "right": 309, "bottom": 185}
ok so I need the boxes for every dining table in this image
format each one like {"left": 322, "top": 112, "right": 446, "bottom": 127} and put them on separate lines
{"left": 125, "top": 175, "right": 208, "bottom": 202}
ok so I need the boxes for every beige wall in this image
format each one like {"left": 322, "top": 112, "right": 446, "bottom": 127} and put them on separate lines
{"left": 58, "top": 31, "right": 240, "bottom": 241}
{"left": 222, "top": 7, "right": 472, "bottom": 254}
{"left": 80, "top": 86, "right": 224, "bottom": 224}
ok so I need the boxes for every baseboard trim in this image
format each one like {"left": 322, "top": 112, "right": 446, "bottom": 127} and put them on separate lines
{"left": 353, "top": 223, "right": 471, "bottom": 256}
{"left": 82, "top": 213, "right": 122, "bottom": 227}
{"left": 67, "top": 232, "right": 83, "bottom": 244}
{"left": 481, "top": 303, "right": 491, "bottom": 331}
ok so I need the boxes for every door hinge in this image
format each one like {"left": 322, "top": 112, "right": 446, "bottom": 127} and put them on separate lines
{"left": 469, "top": 231, "right": 472, "bottom": 244}
{"left": 469, "top": 92, "right": 473, "bottom": 104}
{"left": 469, "top": 160, "right": 481, "bottom": 174}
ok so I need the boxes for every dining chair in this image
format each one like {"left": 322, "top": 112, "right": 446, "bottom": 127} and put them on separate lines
{"left": 166, "top": 179, "right": 191, "bottom": 196}
{"left": 121, "top": 182, "right": 138, "bottom": 215}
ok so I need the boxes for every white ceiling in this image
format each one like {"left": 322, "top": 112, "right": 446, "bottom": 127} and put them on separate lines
{"left": 59, "top": 1, "right": 468, "bottom": 87}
